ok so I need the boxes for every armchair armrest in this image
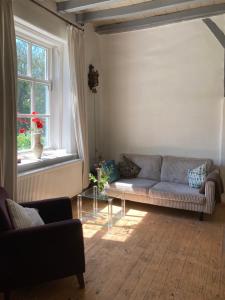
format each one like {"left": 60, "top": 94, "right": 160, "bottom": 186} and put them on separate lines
{"left": 21, "top": 197, "right": 73, "bottom": 223}
{"left": 0, "top": 219, "right": 85, "bottom": 290}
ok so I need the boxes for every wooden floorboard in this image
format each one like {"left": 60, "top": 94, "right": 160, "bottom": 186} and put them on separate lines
{"left": 1, "top": 199, "right": 225, "bottom": 300}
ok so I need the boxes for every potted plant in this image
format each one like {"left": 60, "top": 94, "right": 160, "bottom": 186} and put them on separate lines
{"left": 31, "top": 112, "right": 44, "bottom": 159}
{"left": 89, "top": 162, "right": 112, "bottom": 193}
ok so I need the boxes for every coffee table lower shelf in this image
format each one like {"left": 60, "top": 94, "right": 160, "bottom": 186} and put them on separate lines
{"left": 77, "top": 189, "right": 126, "bottom": 229}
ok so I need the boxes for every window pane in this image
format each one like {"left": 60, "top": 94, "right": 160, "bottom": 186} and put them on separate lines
{"left": 16, "top": 38, "right": 28, "bottom": 76}
{"left": 17, "top": 117, "right": 31, "bottom": 151}
{"left": 34, "top": 83, "right": 49, "bottom": 114}
{"left": 17, "top": 80, "right": 31, "bottom": 114}
{"left": 32, "top": 44, "right": 47, "bottom": 80}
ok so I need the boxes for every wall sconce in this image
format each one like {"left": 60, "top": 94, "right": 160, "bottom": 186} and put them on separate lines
{"left": 88, "top": 64, "right": 99, "bottom": 93}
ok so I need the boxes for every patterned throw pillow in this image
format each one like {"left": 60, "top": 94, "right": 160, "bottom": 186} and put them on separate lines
{"left": 187, "top": 163, "right": 207, "bottom": 188}
{"left": 118, "top": 156, "right": 141, "bottom": 179}
{"left": 6, "top": 198, "right": 44, "bottom": 229}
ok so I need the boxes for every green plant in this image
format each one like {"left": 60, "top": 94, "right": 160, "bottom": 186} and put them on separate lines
{"left": 17, "top": 133, "right": 31, "bottom": 150}
{"left": 89, "top": 164, "right": 112, "bottom": 192}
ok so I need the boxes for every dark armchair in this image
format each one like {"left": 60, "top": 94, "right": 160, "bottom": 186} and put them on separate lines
{"left": 0, "top": 187, "right": 85, "bottom": 300}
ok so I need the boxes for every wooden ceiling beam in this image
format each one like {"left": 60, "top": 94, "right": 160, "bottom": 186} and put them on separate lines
{"left": 77, "top": 0, "right": 197, "bottom": 23}
{"left": 57, "top": 0, "right": 120, "bottom": 13}
{"left": 95, "top": 3, "right": 225, "bottom": 34}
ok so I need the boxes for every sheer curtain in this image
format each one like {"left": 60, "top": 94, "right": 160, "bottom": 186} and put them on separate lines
{"left": 0, "top": 0, "right": 17, "bottom": 199}
{"left": 67, "top": 26, "right": 89, "bottom": 188}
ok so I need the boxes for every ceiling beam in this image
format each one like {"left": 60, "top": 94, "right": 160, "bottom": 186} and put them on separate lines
{"left": 57, "top": 0, "right": 120, "bottom": 13}
{"left": 77, "top": 0, "right": 197, "bottom": 23}
{"left": 203, "top": 18, "right": 225, "bottom": 48}
{"left": 202, "top": 18, "right": 225, "bottom": 97}
{"left": 96, "top": 3, "right": 225, "bottom": 34}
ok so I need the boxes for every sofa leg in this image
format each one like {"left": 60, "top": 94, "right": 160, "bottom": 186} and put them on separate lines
{"left": 199, "top": 212, "right": 204, "bottom": 221}
{"left": 76, "top": 273, "right": 85, "bottom": 289}
{"left": 4, "top": 291, "right": 10, "bottom": 300}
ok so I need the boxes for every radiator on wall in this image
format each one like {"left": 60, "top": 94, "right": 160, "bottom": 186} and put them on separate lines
{"left": 17, "top": 160, "right": 83, "bottom": 203}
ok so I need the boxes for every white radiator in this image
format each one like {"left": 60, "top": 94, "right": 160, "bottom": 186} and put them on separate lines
{"left": 17, "top": 160, "right": 83, "bottom": 203}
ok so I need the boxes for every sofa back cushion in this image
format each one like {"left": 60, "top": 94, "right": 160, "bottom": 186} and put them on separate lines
{"left": 124, "top": 154, "right": 162, "bottom": 181}
{"left": 0, "top": 187, "right": 14, "bottom": 232}
{"left": 161, "top": 156, "right": 213, "bottom": 184}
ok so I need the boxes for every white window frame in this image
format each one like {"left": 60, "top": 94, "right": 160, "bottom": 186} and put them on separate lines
{"left": 15, "top": 17, "right": 78, "bottom": 173}
{"left": 17, "top": 35, "right": 52, "bottom": 151}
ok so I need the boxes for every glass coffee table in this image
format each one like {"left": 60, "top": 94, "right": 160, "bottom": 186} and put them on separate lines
{"left": 77, "top": 186, "right": 126, "bottom": 228}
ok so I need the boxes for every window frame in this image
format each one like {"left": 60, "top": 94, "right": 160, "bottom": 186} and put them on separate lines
{"left": 16, "top": 35, "right": 53, "bottom": 153}
{"left": 15, "top": 17, "right": 79, "bottom": 173}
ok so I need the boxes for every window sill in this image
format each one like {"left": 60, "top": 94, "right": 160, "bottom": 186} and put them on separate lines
{"left": 17, "top": 149, "right": 79, "bottom": 174}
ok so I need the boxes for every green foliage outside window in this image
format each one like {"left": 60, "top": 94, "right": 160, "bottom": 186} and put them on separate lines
{"left": 16, "top": 37, "right": 49, "bottom": 151}
{"left": 17, "top": 133, "right": 31, "bottom": 151}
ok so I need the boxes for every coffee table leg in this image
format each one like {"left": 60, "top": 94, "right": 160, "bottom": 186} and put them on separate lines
{"left": 121, "top": 197, "right": 126, "bottom": 217}
{"left": 108, "top": 198, "right": 113, "bottom": 229}
{"left": 93, "top": 186, "right": 98, "bottom": 215}
{"left": 77, "top": 194, "right": 82, "bottom": 220}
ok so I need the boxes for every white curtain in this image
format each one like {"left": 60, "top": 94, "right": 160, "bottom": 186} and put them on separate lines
{"left": 67, "top": 26, "right": 89, "bottom": 188}
{"left": 0, "top": 0, "right": 17, "bottom": 199}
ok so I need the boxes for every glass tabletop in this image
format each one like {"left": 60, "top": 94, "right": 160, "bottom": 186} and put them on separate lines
{"left": 80, "top": 186, "right": 116, "bottom": 201}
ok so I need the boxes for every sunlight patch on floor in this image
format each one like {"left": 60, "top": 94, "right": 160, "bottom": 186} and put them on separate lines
{"left": 81, "top": 202, "right": 148, "bottom": 241}
{"left": 101, "top": 208, "right": 148, "bottom": 242}
{"left": 83, "top": 223, "right": 104, "bottom": 238}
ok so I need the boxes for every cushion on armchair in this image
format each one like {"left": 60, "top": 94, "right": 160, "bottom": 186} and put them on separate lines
{"left": 6, "top": 198, "right": 44, "bottom": 229}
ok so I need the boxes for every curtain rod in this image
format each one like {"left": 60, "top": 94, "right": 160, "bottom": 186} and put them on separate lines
{"left": 29, "top": 0, "right": 84, "bottom": 31}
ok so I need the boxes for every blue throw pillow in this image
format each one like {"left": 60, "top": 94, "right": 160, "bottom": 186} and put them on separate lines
{"left": 101, "top": 160, "right": 120, "bottom": 183}
{"left": 187, "top": 163, "right": 207, "bottom": 188}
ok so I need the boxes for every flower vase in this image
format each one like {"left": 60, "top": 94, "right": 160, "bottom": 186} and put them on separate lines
{"left": 32, "top": 133, "right": 43, "bottom": 159}
{"left": 96, "top": 168, "right": 105, "bottom": 194}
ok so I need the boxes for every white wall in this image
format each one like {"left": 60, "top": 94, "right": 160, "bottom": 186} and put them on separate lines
{"left": 13, "top": 0, "right": 225, "bottom": 181}
{"left": 99, "top": 18, "right": 224, "bottom": 166}
{"left": 13, "top": 0, "right": 67, "bottom": 39}
{"left": 84, "top": 24, "right": 104, "bottom": 165}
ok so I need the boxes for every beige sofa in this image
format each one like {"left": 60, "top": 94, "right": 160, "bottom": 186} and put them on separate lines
{"left": 105, "top": 154, "right": 217, "bottom": 219}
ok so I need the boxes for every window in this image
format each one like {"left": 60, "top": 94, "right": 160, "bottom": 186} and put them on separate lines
{"left": 15, "top": 18, "right": 78, "bottom": 173}
{"left": 16, "top": 37, "right": 51, "bottom": 151}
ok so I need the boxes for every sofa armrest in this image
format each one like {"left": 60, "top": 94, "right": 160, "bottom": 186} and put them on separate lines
{"left": 204, "top": 181, "right": 216, "bottom": 214}
{"left": 0, "top": 219, "right": 85, "bottom": 289}
{"left": 21, "top": 197, "right": 73, "bottom": 223}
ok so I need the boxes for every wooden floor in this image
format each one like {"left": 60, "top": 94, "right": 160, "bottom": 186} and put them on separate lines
{"left": 1, "top": 199, "right": 225, "bottom": 300}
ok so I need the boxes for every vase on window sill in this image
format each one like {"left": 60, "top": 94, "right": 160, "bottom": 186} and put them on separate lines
{"left": 32, "top": 133, "right": 43, "bottom": 159}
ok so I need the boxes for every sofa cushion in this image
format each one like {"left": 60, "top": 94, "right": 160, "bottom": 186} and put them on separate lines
{"left": 150, "top": 182, "right": 205, "bottom": 204}
{"left": 124, "top": 154, "right": 162, "bottom": 181}
{"left": 118, "top": 156, "right": 141, "bottom": 178}
{"left": 101, "top": 160, "right": 120, "bottom": 183}
{"left": 161, "top": 156, "right": 213, "bottom": 184}
{"left": 105, "top": 178, "right": 158, "bottom": 196}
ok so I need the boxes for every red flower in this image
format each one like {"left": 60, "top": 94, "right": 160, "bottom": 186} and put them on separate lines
{"left": 32, "top": 117, "right": 40, "bottom": 123}
{"left": 31, "top": 112, "right": 44, "bottom": 130}
{"left": 36, "top": 121, "right": 43, "bottom": 129}
{"left": 19, "top": 128, "right": 26, "bottom": 134}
